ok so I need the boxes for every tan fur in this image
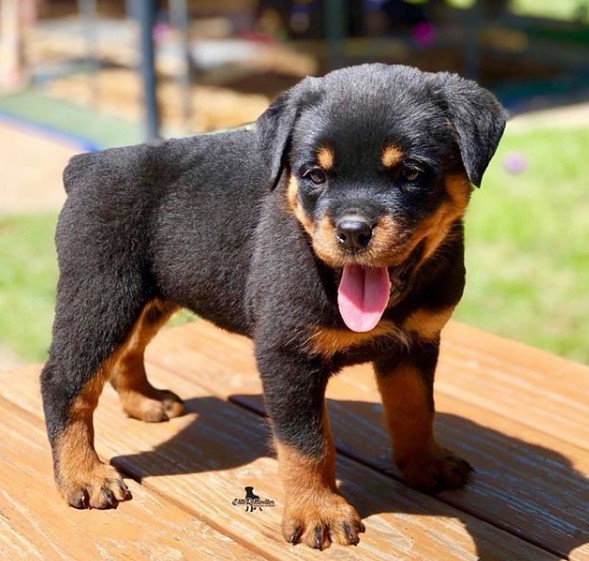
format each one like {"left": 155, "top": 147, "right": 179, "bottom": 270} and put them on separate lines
{"left": 410, "top": 173, "right": 471, "bottom": 264}
{"left": 289, "top": 173, "right": 469, "bottom": 273}
{"left": 54, "top": 361, "right": 128, "bottom": 507}
{"left": 364, "top": 215, "right": 401, "bottom": 264}
{"left": 286, "top": 175, "right": 314, "bottom": 236}
{"left": 316, "top": 145, "right": 335, "bottom": 170}
{"left": 402, "top": 306, "right": 454, "bottom": 340}
{"left": 376, "top": 361, "right": 434, "bottom": 465}
{"left": 311, "top": 216, "right": 340, "bottom": 265}
{"left": 110, "top": 300, "right": 183, "bottom": 422}
{"left": 308, "top": 320, "right": 410, "bottom": 359}
{"left": 381, "top": 145, "right": 403, "bottom": 168}
{"left": 275, "top": 414, "right": 364, "bottom": 549}
{"left": 359, "top": 172, "right": 471, "bottom": 274}
{"left": 375, "top": 360, "right": 471, "bottom": 490}
{"left": 312, "top": 214, "right": 406, "bottom": 269}
{"left": 55, "top": 299, "right": 183, "bottom": 507}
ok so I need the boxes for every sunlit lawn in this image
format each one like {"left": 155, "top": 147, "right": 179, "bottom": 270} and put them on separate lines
{"left": 1, "top": 123, "right": 587, "bottom": 364}
{"left": 458, "top": 125, "right": 589, "bottom": 363}
{"left": 0, "top": 214, "right": 58, "bottom": 361}
{"left": 447, "top": 0, "right": 586, "bottom": 21}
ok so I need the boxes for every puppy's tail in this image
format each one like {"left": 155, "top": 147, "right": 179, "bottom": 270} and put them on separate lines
{"left": 62, "top": 152, "right": 96, "bottom": 195}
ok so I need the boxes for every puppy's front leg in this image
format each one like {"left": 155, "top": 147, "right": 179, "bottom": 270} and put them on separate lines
{"left": 256, "top": 346, "right": 365, "bottom": 550}
{"left": 374, "top": 341, "right": 473, "bottom": 492}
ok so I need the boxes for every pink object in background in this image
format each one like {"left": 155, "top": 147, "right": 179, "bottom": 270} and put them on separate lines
{"left": 503, "top": 151, "right": 528, "bottom": 175}
{"left": 412, "top": 21, "right": 436, "bottom": 46}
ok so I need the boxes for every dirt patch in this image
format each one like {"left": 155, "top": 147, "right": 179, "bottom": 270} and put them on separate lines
{"left": 0, "top": 120, "right": 77, "bottom": 214}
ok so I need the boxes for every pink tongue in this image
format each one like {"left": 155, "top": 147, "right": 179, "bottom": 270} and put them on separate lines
{"left": 337, "top": 265, "right": 391, "bottom": 332}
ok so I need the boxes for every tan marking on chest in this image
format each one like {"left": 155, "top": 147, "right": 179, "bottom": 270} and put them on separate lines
{"left": 402, "top": 307, "right": 454, "bottom": 340}
{"left": 309, "top": 321, "right": 410, "bottom": 359}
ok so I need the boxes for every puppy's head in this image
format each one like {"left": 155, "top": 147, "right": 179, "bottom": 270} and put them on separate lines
{"left": 257, "top": 64, "right": 506, "bottom": 332}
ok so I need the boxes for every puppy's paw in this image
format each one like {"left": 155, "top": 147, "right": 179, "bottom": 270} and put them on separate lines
{"left": 120, "top": 388, "right": 184, "bottom": 423}
{"left": 397, "top": 445, "right": 473, "bottom": 492}
{"left": 58, "top": 461, "right": 132, "bottom": 509}
{"left": 282, "top": 492, "right": 365, "bottom": 550}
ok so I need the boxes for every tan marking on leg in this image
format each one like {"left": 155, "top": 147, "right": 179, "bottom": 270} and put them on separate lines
{"left": 55, "top": 362, "right": 131, "bottom": 509}
{"left": 111, "top": 300, "right": 184, "bottom": 422}
{"left": 308, "top": 321, "right": 409, "bottom": 359}
{"left": 375, "top": 361, "right": 472, "bottom": 491}
{"left": 402, "top": 306, "right": 454, "bottom": 340}
{"left": 381, "top": 145, "right": 403, "bottom": 168}
{"left": 316, "top": 145, "right": 335, "bottom": 170}
{"left": 275, "top": 408, "right": 364, "bottom": 549}
{"left": 55, "top": 300, "right": 183, "bottom": 508}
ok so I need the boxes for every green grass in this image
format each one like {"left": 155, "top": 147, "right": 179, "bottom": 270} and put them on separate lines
{"left": 0, "top": 214, "right": 59, "bottom": 361}
{"left": 511, "top": 0, "right": 587, "bottom": 22}
{"left": 1, "top": 125, "right": 588, "bottom": 364}
{"left": 0, "top": 214, "right": 197, "bottom": 362}
{"left": 444, "top": 0, "right": 589, "bottom": 21}
{"left": 444, "top": 0, "right": 586, "bottom": 21}
{"left": 456, "top": 125, "right": 589, "bottom": 364}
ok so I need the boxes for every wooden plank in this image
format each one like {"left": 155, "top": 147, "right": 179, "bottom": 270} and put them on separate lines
{"left": 439, "top": 322, "right": 589, "bottom": 449}
{"left": 144, "top": 322, "right": 589, "bottom": 561}
{"left": 150, "top": 320, "right": 589, "bottom": 449}
{"left": 0, "top": 364, "right": 560, "bottom": 561}
{"left": 0, "top": 394, "right": 267, "bottom": 561}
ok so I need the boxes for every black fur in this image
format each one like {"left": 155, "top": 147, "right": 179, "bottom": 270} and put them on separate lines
{"left": 41, "top": 63, "right": 505, "bottom": 526}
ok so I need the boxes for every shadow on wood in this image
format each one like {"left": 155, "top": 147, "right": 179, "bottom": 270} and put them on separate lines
{"left": 110, "top": 390, "right": 588, "bottom": 561}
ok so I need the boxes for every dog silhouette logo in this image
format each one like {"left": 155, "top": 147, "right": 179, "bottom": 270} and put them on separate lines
{"left": 232, "top": 486, "right": 276, "bottom": 512}
{"left": 244, "top": 486, "right": 261, "bottom": 512}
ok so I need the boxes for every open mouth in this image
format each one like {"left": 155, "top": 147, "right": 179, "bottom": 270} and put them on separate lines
{"left": 337, "top": 243, "right": 423, "bottom": 333}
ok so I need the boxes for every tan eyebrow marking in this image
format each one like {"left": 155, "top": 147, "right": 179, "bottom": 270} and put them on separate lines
{"left": 381, "top": 145, "right": 403, "bottom": 168}
{"left": 316, "top": 146, "right": 335, "bottom": 170}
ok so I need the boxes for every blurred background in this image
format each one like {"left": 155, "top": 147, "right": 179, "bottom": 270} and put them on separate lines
{"left": 0, "top": 0, "right": 588, "bottom": 368}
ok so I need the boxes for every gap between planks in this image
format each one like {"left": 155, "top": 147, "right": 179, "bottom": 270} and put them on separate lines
{"left": 0, "top": 393, "right": 270, "bottom": 561}
{"left": 0, "top": 364, "right": 565, "bottom": 561}
{"left": 145, "top": 321, "right": 589, "bottom": 561}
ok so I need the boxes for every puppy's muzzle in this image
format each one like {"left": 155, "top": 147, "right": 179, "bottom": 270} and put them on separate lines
{"left": 335, "top": 217, "right": 374, "bottom": 252}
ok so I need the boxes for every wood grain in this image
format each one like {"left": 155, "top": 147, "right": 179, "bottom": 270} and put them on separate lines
{"left": 0, "top": 394, "right": 267, "bottom": 561}
{"left": 439, "top": 322, "right": 589, "bottom": 449}
{"left": 143, "top": 321, "right": 589, "bottom": 561}
{"left": 0, "top": 362, "right": 562, "bottom": 561}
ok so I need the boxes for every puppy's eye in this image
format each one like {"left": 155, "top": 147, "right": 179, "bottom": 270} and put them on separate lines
{"left": 400, "top": 166, "right": 422, "bottom": 182}
{"left": 303, "top": 167, "right": 327, "bottom": 185}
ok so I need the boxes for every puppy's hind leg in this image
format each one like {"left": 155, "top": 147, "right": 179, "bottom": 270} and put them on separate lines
{"left": 41, "top": 278, "right": 146, "bottom": 510}
{"left": 110, "top": 300, "right": 184, "bottom": 423}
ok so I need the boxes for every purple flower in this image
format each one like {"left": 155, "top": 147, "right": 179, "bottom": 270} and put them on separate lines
{"left": 503, "top": 152, "right": 528, "bottom": 175}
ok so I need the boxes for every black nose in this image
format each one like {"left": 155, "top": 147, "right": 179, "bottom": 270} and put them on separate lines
{"left": 336, "top": 219, "right": 373, "bottom": 251}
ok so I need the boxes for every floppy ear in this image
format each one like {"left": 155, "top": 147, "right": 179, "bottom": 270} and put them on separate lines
{"left": 256, "top": 77, "right": 321, "bottom": 190}
{"left": 435, "top": 73, "right": 507, "bottom": 187}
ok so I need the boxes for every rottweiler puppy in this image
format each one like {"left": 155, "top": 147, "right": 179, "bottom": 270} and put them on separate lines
{"left": 41, "top": 63, "right": 506, "bottom": 550}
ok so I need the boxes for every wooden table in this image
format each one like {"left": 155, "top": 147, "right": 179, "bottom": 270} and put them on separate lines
{"left": 1, "top": 321, "right": 587, "bottom": 560}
